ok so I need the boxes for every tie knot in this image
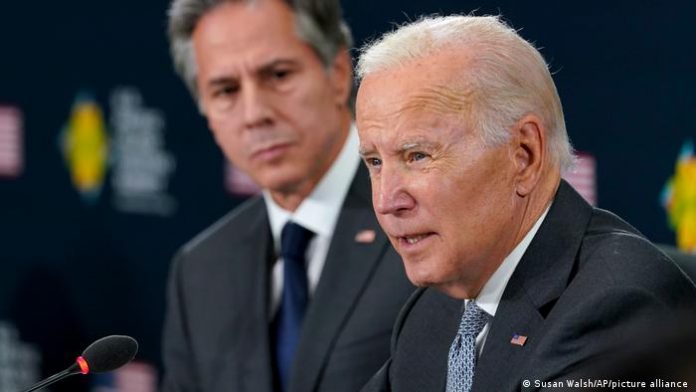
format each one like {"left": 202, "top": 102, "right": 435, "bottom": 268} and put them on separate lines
{"left": 457, "top": 301, "right": 489, "bottom": 337}
{"left": 281, "top": 221, "right": 315, "bottom": 262}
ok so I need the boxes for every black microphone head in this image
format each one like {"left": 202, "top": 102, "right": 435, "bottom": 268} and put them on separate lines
{"left": 80, "top": 335, "right": 138, "bottom": 373}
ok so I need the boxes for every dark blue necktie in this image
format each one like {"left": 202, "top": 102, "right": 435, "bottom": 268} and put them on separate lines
{"left": 274, "top": 221, "right": 314, "bottom": 391}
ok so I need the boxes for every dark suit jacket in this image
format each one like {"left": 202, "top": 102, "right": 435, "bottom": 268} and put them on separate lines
{"left": 162, "top": 166, "right": 414, "bottom": 392}
{"left": 657, "top": 244, "right": 696, "bottom": 283}
{"left": 363, "top": 180, "right": 696, "bottom": 392}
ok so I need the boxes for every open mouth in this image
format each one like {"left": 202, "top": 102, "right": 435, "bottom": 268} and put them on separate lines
{"left": 398, "top": 232, "right": 435, "bottom": 246}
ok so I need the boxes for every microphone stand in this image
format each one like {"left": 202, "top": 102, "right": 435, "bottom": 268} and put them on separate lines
{"left": 21, "top": 363, "right": 80, "bottom": 392}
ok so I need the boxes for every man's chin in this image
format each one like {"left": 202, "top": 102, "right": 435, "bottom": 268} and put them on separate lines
{"left": 404, "top": 264, "right": 440, "bottom": 288}
{"left": 254, "top": 169, "right": 305, "bottom": 193}
{"left": 405, "top": 267, "right": 471, "bottom": 299}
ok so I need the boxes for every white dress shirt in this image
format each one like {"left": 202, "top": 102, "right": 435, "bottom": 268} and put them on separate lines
{"left": 263, "top": 126, "right": 360, "bottom": 317}
{"left": 470, "top": 205, "right": 551, "bottom": 356}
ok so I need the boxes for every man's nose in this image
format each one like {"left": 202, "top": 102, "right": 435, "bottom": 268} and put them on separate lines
{"left": 374, "top": 167, "right": 416, "bottom": 216}
{"left": 241, "top": 82, "right": 272, "bottom": 128}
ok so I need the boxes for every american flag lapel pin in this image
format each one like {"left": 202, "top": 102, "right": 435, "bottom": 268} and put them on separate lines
{"left": 355, "top": 229, "right": 376, "bottom": 243}
{"left": 511, "top": 334, "right": 528, "bottom": 346}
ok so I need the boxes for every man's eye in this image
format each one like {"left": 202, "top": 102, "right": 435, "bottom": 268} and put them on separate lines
{"left": 263, "top": 68, "right": 294, "bottom": 89}
{"left": 366, "top": 157, "right": 382, "bottom": 167}
{"left": 409, "top": 152, "right": 428, "bottom": 162}
{"left": 272, "top": 69, "right": 291, "bottom": 80}
{"left": 213, "top": 85, "right": 238, "bottom": 98}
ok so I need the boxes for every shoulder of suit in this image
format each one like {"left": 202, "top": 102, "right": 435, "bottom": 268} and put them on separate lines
{"left": 577, "top": 207, "right": 696, "bottom": 296}
{"left": 178, "top": 195, "right": 266, "bottom": 256}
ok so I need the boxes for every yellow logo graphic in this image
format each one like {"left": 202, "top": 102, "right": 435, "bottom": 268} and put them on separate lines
{"left": 662, "top": 141, "right": 696, "bottom": 253}
{"left": 59, "top": 94, "right": 109, "bottom": 202}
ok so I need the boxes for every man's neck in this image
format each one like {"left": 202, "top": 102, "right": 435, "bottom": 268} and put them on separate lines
{"left": 443, "top": 173, "right": 561, "bottom": 300}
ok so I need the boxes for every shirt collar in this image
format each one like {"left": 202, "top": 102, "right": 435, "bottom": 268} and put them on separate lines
{"left": 475, "top": 204, "right": 552, "bottom": 317}
{"left": 264, "top": 125, "right": 360, "bottom": 249}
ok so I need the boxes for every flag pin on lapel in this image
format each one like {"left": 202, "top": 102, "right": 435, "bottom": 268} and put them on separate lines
{"left": 355, "top": 229, "right": 376, "bottom": 243}
{"left": 511, "top": 334, "right": 528, "bottom": 346}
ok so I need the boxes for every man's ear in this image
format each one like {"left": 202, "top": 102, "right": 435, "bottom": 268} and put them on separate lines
{"left": 512, "top": 114, "right": 546, "bottom": 197}
{"left": 328, "top": 48, "right": 353, "bottom": 107}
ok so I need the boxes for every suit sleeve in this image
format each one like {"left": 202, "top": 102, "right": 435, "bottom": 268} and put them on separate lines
{"left": 161, "top": 251, "right": 201, "bottom": 392}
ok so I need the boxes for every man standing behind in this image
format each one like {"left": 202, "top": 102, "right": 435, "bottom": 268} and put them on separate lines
{"left": 162, "top": 1, "right": 413, "bottom": 391}
{"left": 355, "top": 15, "right": 696, "bottom": 391}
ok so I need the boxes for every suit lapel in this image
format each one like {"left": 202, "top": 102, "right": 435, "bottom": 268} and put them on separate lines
{"left": 472, "top": 181, "right": 593, "bottom": 391}
{"left": 290, "top": 166, "right": 389, "bottom": 392}
{"left": 190, "top": 198, "right": 275, "bottom": 391}
{"left": 224, "top": 201, "right": 275, "bottom": 392}
{"left": 472, "top": 278, "right": 544, "bottom": 391}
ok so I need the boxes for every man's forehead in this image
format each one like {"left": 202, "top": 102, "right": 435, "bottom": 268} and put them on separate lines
{"left": 358, "top": 118, "right": 463, "bottom": 156}
{"left": 193, "top": 0, "right": 304, "bottom": 53}
{"left": 402, "top": 85, "right": 475, "bottom": 116}
{"left": 359, "top": 70, "right": 474, "bottom": 117}
{"left": 358, "top": 86, "right": 472, "bottom": 137}
{"left": 193, "top": 1, "right": 319, "bottom": 82}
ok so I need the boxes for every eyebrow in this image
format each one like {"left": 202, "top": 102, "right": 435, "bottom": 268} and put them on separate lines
{"left": 397, "top": 140, "right": 439, "bottom": 154}
{"left": 206, "top": 59, "right": 300, "bottom": 88}
{"left": 258, "top": 59, "right": 299, "bottom": 74}
{"left": 358, "top": 140, "right": 440, "bottom": 158}
{"left": 207, "top": 76, "right": 238, "bottom": 90}
{"left": 358, "top": 146, "right": 374, "bottom": 157}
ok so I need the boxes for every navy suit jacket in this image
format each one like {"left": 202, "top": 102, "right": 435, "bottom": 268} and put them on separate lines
{"left": 162, "top": 165, "right": 414, "bottom": 392}
{"left": 362, "top": 180, "right": 696, "bottom": 392}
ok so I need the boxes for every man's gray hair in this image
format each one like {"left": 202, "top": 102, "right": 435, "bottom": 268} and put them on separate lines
{"left": 167, "top": 0, "right": 353, "bottom": 102}
{"left": 357, "top": 15, "right": 574, "bottom": 171}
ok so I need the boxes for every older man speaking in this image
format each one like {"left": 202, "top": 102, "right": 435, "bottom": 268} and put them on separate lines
{"left": 355, "top": 15, "right": 696, "bottom": 392}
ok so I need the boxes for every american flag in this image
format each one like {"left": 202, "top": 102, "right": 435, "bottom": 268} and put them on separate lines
{"left": 0, "top": 105, "right": 23, "bottom": 177}
{"left": 562, "top": 152, "right": 597, "bottom": 206}
{"left": 354, "top": 229, "right": 376, "bottom": 244}
{"left": 224, "top": 161, "right": 261, "bottom": 196}
{"left": 510, "top": 334, "right": 528, "bottom": 346}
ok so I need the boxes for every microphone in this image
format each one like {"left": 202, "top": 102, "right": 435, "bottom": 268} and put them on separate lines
{"left": 20, "top": 335, "right": 138, "bottom": 392}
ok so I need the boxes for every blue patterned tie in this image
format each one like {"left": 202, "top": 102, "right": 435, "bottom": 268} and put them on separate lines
{"left": 445, "top": 301, "right": 490, "bottom": 392}
{"left": 274, "top": 221, "right": 314, "bottom": 391}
